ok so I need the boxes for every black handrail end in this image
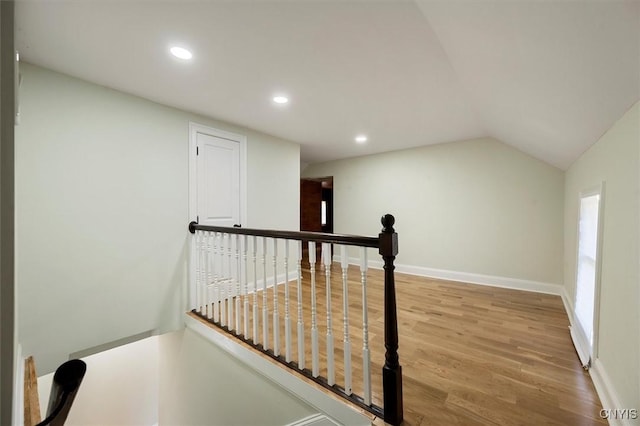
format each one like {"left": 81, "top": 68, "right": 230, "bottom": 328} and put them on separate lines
{"left": 37, "top": 359, "right": 87, "bottom": 426}
{"left": 188, "top": 221, "right": 197, "bottom": 234}
{"left": 53, "top": 359, "right": 86, "bottom": 392}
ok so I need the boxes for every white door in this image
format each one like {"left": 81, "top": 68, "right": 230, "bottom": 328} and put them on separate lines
{"left": 197, "top": 133, "right": 240, "bottom": 227}
{"left": 189, "top": 123, "right": 246, "bottom": 227}
{"left": 189, "top": 124, "right": 246, "bottom": 308}
{"left": 570, "top": 185, "right": 604, "bottom": 369}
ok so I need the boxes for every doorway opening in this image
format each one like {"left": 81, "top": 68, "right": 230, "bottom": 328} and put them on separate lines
{"left": 300, "top": 177, "right": 333, "bottom": 233}
{"left": 300, "top": 177, "right": 333, "bottom": 261}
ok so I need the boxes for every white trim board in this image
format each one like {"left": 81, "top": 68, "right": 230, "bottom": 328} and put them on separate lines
{"left": 572, "top": 183, "right": 606, "bottom": 363}
{"left": 590, "top": 359, "right": 635, "bottom": 426}
{"left": 247, "top": 268, "right": 298, "bottom": 293}
{"left": 569, "top": 325, "right": 590, "bottom": 368}
{"left": 184, "top": 314, "right": 371, "bottom": 426}
{"left": 334, "top": 256, "right": 563, "bottom": 296}
{"left": 561, "top": 286, "right": 575, "bottom": 326}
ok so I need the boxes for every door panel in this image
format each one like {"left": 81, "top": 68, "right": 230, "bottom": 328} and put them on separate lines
{"left": 300, "top": 179, "right": 323, "bottom": 261}
{"left": 196, "top": 132, "right": 240, "bottom": 227}
{"left": 300, "top": 179, "right": 322, "bottom": 232}
{"left": 189, "top": 124, "right": 246, "bottom": 307}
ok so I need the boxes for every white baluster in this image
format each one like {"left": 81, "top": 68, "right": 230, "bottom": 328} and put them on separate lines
{"left": 341, "top": 245, "right": 352, "bottom": 395}
{"left": 360, "top": 247, "right": 371, "bottom": 405}
{"left": 296, "top": 241, "right": 305, "bottom": 370}
{"left": 273, "top": 239, "right": 280, "bottom": 356}
{"left": 202, "top": 231, "right": 208, "bottom": 317}
{"left": 206, "top": 231, "right": 213, "bottom": 319}
{"left": 194, "top": 230, "right": 201, "bottom": 313}
{"left": 252, "top": 236, "right": 259, "bottom": 344}
{"left": 227, "top": 233, "right": 233, "bottom": 330}
{"left": 189, "top": 229, "right": 196, "bottom": 310}
{"left": 235, "top": 234, "right": 241, "bottom": 335}
{"left": 309, "top": 241, "right": 319, "bottom": 377}
{"left": 262, "top": 237, "right": 269, "bottom": 350}
{"left": 214, "top": 232, "right": 221, "bottom": 323}
{"left": 220, "top": 234, "right": 226, "bottom": 327}
{"left": 284, "top": 240, "right": 292, "bottom": 363}
{"left": 323, "top": 243, "right": 335, "bottom": 385}
{"left": 200, "top": 231, "right": 207, "bottom": 315}
{"left": 243, "top": 235, "right": 249, "bottom": 338}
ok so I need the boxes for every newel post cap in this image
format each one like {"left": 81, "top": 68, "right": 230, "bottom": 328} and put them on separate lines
{"left": 379, "top": 214, "right": 398, "bottom": 257}
{"left": 381, "top": 214, "right": 395, "bottom": 233}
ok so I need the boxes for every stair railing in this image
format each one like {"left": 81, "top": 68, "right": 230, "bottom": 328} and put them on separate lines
{"left": 188, "top": 214, "right": 403, "bottom": 425}
{"left": 36, "top": 359, "right": 86, "bottom": 426}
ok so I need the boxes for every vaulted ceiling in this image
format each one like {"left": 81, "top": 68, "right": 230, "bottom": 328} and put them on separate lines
{"left": 15, "top": 1, "right": 640, "bottom": 169}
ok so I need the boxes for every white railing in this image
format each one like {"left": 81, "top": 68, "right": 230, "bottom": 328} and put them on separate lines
{"left": 188, "top": 215, "right": 403, "bottom": 425}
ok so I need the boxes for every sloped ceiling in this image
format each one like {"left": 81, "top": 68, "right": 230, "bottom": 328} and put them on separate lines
{"left": 15, "top": 0, "right": 640, "bottom": 169}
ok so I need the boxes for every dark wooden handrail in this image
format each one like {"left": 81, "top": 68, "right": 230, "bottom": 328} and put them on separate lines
{"left": 188, "top": 215, "right": 403, "bottom": 425}
{"left": 36, "top": 360, "right": 86, "bottom": 426}
{"left": 189, "top": 222, "right": 380, "bottom": 248}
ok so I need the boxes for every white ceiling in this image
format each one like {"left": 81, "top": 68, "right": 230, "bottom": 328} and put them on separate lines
{"left": 15, "top": 0, "right": 640, "bottom": 169}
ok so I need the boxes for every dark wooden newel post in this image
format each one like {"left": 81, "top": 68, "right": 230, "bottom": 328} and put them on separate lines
{"left": 379, "top": 214, "right": 403, "bottom": 425}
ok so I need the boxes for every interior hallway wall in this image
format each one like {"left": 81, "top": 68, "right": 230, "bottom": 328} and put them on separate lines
{"left": 303, "top": 137, "right": 564, "bottom": 286}
{"left": 564, "top": 101, "right": 639, "bottom": 414}
{"left": 15, "top": 63, "right": 300, "bottom": 374}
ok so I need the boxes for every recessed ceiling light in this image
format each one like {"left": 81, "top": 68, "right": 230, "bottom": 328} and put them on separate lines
{"left": 170, "top": 46, "right": 193, "bottom": 60}
{"left": 273, "top": 96, "right": 289, "bottom": 104}
{"left": 355, "top": 135, "right": 368, "bottom": 143}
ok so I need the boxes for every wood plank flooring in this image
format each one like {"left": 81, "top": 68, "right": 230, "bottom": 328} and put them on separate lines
{"left": 192, "top": 263, "right": 605, "bottom": 425}
{"left": 24, "top": 356, "right": 41, "bottom": 426}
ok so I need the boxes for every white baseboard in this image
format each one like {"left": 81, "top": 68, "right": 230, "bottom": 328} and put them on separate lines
{"left": 336, "top": 256, "right": 563, "bottom": 296}
{"left": 203, "top": 269, "right": 297, "bottom": 300}
{"left": 561, "top": 286, "right": 575, "bottom": 326}
{"left": 247, "top": 268, "right": 298, "bottom": 293}
{"left": 185, "top": 314, "right": 371, "bottom": 426}
{"left": 590, "top": 359, "right": 637, "bottom": 426}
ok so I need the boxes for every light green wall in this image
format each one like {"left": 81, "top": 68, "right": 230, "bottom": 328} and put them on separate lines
{"left": 564, "top": 102, "right": 639, "bottom": 412}
{"left": 304, "top": 137, "right": 565, "bottom": 285}
{"left": 15, "top": 63, "right": 300, "bottom": 374}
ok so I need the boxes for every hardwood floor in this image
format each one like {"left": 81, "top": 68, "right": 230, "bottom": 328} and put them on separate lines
{"left": 192, "top": 263, "right": 605, "bottom": 425}
{"left": 24, "top": 356, "right": 41, "bottom": 426}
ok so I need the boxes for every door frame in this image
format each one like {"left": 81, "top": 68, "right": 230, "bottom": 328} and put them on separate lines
{"left": 188, "top": 122, "right": 247, "bottom": 226}
{"left": 570, "top": 181, "right": 605, "bottom": 367}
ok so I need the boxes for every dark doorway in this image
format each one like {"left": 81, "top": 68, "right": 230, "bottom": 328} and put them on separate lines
{"left": 300, "top": 177, "right": 333, "bottom": 233}
{"left": 300, "top": 177, "right": 333, "bottom": 260}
